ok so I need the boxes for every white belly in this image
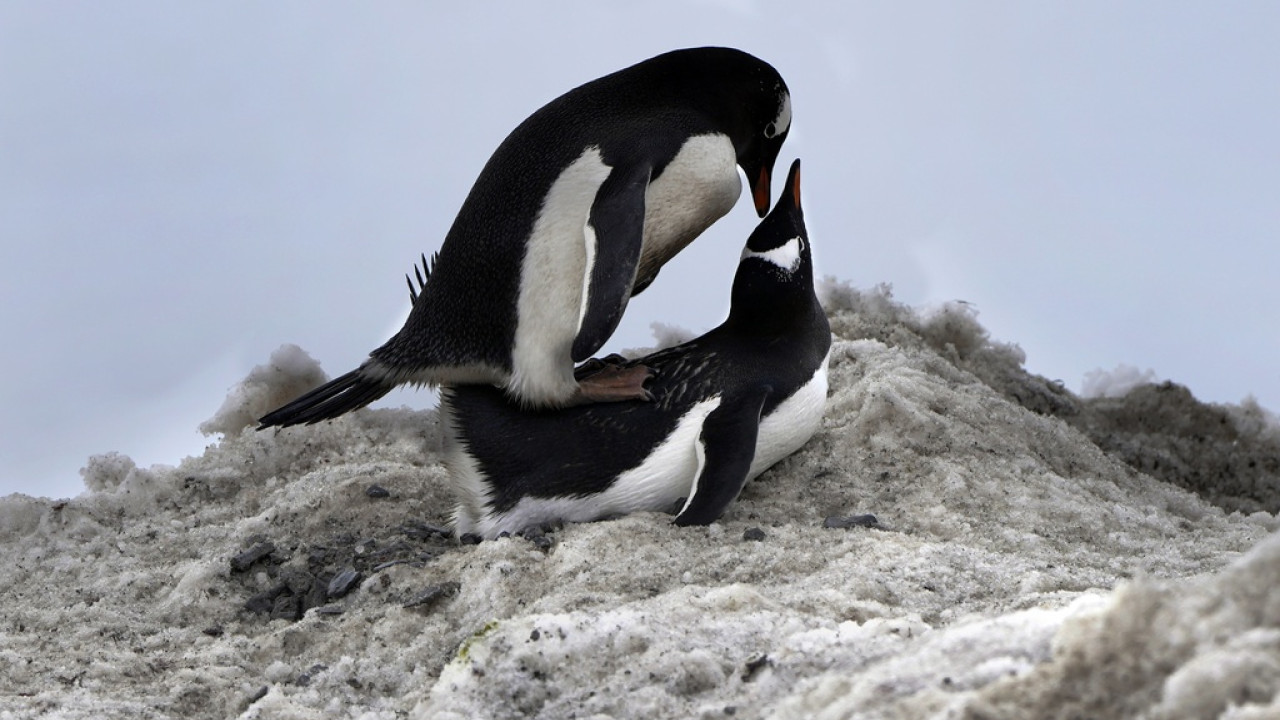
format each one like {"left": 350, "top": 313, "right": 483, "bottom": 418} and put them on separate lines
{"left": 507, "top": 148, "right": 612, "bottom": 406}
{"left": 748, "top": 347, "right": 832, "bottom": 480}
{"left": 638, "top": 134, "right": 742, "bottom": 281}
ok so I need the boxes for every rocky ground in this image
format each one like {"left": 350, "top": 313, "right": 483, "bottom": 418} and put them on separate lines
{"left": 2, "top": 282, "right": 1277, "bottom": 719}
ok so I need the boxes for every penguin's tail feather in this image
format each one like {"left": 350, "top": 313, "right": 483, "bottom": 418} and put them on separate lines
{"left": 257, "top": 369, "right": 393, "bottom": 429}
{"left": 405, "top": 252, "right": 439, "bottom": 306}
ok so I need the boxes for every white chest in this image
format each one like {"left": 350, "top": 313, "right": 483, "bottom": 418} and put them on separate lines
{"left": 639, "top": 134, "right": 742, "bottom": 274}
{"left": 748, "top": 347, "right": 832, "bottom": 479}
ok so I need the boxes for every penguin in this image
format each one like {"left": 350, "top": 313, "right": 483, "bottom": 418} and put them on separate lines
{"left": 259, "top": 47, "right": 792, "bottom": 428}
{"left": 440, "top": 159, "right": 830, "bottom": 539}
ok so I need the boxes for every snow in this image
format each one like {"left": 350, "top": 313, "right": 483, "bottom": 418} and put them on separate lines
{"left": 2, "top": 281, "right": 1278, "bottom": 719}
{"left": 1081, "top": 364, "right": 1160, "bottom": 399}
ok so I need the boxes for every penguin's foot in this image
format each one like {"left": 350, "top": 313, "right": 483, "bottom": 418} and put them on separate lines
{"left": 572, "top": 361, "right": 655, "bottom": 404}
{"left": 572, "top": 353, "right": 630, "bottom": 380}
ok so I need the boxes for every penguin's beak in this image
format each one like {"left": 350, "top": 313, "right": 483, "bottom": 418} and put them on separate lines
{"left": 789, "top": 160, "right": 801, "bottom": 210}
{"left": 751, "top": 165, "right": 772, "bottom": 217}
{"left": 776, "top": 158, "right": 801, "bottom": 213}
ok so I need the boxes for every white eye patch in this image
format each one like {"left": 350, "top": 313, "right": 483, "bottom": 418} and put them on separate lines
{"left": 741, "top": 236, "right": 803, "bottom": 272}
{"left": 765, "top": 91, "right": 792, "bottom": 139}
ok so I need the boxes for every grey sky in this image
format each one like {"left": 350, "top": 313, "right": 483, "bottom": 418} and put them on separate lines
{"left": 3, "top": 2, "right": 1278, "bottom": 498}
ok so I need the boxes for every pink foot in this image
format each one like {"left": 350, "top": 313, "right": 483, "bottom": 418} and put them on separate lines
{"left": 572, "top": 361, "right": 655, "bottom": 404}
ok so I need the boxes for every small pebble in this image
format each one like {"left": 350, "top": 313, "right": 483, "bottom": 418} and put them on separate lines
{"left": 742, "top": 527, "right": 767, "bottom": 542}
{"left": 305, "top": 577, "right": 329, "bottom": 610}
{"left": 822, "top": 514, "right": 881, "bottom": 530}
{"left": 295, "top": 664, "right": 328, "bottom": 687}
{"left": 230, "top": 542, "right": 276, "bottom": 572}
{"left": 244, "top": 584, "right": 287, "bottom": 615}
{"left": 519, "top": 527, "right": 554, "bottom": 551}
{"left": 742, "top": 652, "right": 771, "bottom": 681}
{"left": 459, "top": 533, "right": 483, "bottom": 545}
{"left": 247, "top": 686, "right": 269, "bottom": 704}
{"left": 202, "top": 626, "right": 224, "bottom": 637}
{"left": 270, "top": 593, "right": 303, "bottom": 622}
{"left": 365, "top": 484, "right": 390, "bottom": 499}
{"left": 278, "top": 567, "right": 315, "bottom": 595}
{"left": 400, "top": 521, "right": 452, "bottom": 540}
{"left": 403, "top": 581, "right": 461, "bottom": 610}
{"left": 327, "top": 568, "right": 362, "bottom": 599}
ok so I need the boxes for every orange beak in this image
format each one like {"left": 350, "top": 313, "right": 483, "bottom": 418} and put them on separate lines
{"left": 791, "top": 163, "right": 801, "bottom": 209}
{"left": 752, "top": 166, "right": 771, "bottom": 217}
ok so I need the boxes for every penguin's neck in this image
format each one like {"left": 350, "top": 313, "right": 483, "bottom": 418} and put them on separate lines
{"left": 725, "top": 276, "right": 821, "bottom": 337}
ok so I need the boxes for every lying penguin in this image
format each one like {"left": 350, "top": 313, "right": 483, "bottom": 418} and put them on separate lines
{"left": 440, "top": 159, "right": 830, "bottom": 539}
{"left": 259, "top": 47, "right": 792, "bottom": 428}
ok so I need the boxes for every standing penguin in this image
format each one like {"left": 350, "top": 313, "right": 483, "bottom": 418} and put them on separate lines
{"left": 259, "top": 47, "right": 792, "bottom": 428}
{"left": 441, "top": 159, "right": 830, "bottom": 539}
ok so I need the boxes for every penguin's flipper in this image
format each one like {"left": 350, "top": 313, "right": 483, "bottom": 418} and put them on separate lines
{"left": 674, "top": 385, "right": 773, "bottom": 526}
{"left": 257, "top": 368, "right": 393, "bottom": 429}
{"left": 571, "top": 162, "right": 652, "bottom": 362}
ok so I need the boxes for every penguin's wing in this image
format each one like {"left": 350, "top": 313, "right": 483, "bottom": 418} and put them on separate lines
{"left": 571, "top": 162, "right": 652, "bottom": 362}
{"left": 674, "top": 385, "right": 773, "bottom": 526}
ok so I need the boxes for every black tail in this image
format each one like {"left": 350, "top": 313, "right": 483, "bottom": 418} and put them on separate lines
{"left": 257, "top": 369, "right": 394, "bottom": 429}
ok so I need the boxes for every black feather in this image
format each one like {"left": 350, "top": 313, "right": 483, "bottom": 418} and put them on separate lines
{"left": 257, "top": 370, "right": 393, "bottom": 428}
{"left": 405, "top": 252, "right": 439, "bottom": 306}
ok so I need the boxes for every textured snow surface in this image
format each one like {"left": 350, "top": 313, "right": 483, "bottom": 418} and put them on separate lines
{"left": 3, "top": 283, "right": 1278, "bottom": 720}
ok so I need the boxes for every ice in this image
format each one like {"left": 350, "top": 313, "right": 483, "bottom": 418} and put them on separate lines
{"left": 2, "top": 284, "right": 1277, "bottom": 719}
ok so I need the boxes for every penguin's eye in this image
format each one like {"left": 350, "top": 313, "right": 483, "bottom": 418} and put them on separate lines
{"left": 765, "top": 93, "right": 792, "bottom": 139}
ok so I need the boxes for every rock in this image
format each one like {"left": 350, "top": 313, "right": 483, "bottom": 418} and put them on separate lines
{"left": 403, "top": 581, "right": 461, "bottom": 611}
{"left": 230, "top": 542, "right": 276, "bottom": 572}
{"left": 270, "top": 592, "right": 303, "bottom": 621}
{"left": 244, "top": 584, "right": 287, "bottom": 615}
{"left": 822, "top": 514, "right": 882, "bottom": 530}
{"left": 327, "top": 568, "right": 362, "bottom": 599}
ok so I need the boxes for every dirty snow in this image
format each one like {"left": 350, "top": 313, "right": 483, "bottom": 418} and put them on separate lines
{"left": 2, "top": 281, "right": 1278, "bottom": 720}
{"left": 1081, "top": 364, "right": 1161, "bottom": 400}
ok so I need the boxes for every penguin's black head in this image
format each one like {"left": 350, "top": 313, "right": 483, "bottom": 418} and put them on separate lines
{"left": 722, "top": 53, "right": 791, "bottom": 219}
{"left": 740, "top": 81, "right": 791, "bottom": 218}
{"left": 727, "top": 159, "right": 818, "bottom": 332}
{"left": 661, "top": 47, "right": 791, "bottom": 218}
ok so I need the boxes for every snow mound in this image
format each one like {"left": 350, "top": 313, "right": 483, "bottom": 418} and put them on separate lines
{"left": 1081, "top": 364, "right": 1160, "bottom": 399}
{"left": 963, "top": 530, "right": 1280, "bottom": 720}
{"left": 615, "top": 321, "right": 699, "bottom": 359}
{"left": 2, "top": 283, "right": 1277, "bottom": 719}
{"left": 199, "top": 344, "right": 329, "bottom": 437}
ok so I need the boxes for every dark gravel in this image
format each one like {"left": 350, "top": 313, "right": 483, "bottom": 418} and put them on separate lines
{"left": 822, "top": 514, "right": 883, "bottom": 530}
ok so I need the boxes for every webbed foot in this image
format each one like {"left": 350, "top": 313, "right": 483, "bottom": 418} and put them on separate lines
{"left": 571, "top": 357, "right": 655, "bottom": 404}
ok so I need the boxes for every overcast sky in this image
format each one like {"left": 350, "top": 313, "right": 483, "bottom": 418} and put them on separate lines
{"left": 3, "top": 2, "right": 1278, "bottom": 499}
